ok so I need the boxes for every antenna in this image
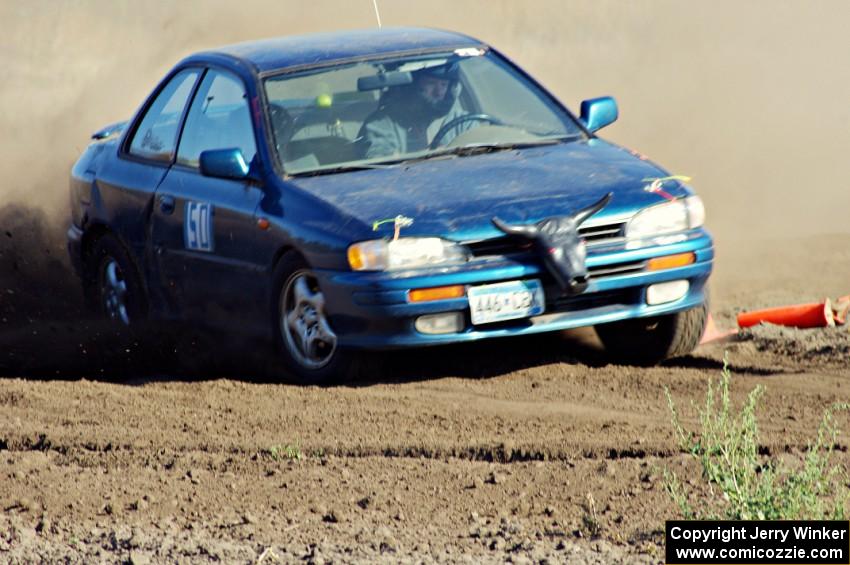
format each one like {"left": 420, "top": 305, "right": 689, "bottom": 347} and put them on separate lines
{"left": 372, "top": 0, "right": 382, "bottom": 28}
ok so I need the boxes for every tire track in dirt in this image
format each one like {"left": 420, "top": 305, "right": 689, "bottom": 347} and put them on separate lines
{"left": 1, "top": 333, "right": 848, "bottom": 562}
{"left": 1, "top": 344, "right": 845, "bottom": 464}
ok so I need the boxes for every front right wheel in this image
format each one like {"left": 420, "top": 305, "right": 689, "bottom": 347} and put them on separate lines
{"left": 594, "top": 303, "right": 707, "bottom": 365}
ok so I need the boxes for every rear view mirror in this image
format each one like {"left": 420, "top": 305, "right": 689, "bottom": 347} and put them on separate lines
{"left": 579, "top": 96, "right": 618, "bottom": 133}
{"left": 199, "top": 148, "right": 249, "bottom": 180}
{"left": 357, "top": 71, "right": 413, "bottom": 91}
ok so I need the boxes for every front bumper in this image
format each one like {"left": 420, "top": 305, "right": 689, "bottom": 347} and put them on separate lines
{"left": 314, "top": 230, "right": 714, "bottom": 349}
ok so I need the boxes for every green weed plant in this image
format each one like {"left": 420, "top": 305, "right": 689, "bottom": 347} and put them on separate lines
{"left": 268, "top": 443, "right": 302, "bottom": 461}
{"left": 664, "top": 356, "right": 848, "bottom": 520}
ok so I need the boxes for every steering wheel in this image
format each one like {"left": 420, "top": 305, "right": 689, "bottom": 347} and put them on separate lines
{"left": 429, "top": 113, "right": 503, "bottom": 149}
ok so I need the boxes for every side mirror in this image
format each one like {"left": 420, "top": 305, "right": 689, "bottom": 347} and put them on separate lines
{"left": 579, "top": 96, "right": 618, "bottom": 133}
{"left": 199, "top": 148, "right": 250, "bottom": 180}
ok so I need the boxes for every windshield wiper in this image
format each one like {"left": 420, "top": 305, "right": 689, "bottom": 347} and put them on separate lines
{"left": 398, "top": 135, "right": 579, "bottom": 165}
{"left": 287, "top": 162, "right": 399, "bottom": 177}
{"left": 287, "top": 135, "right": 581, "bottom": 176}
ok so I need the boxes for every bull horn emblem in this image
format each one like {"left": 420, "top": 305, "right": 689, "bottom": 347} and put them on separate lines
{"left": 492, "top": 193, "right": 613, "bottom": 296}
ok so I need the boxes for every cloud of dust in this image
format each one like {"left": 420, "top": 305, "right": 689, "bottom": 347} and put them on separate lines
{"left": 0, "top": 0, "right": 847, "bottom": 301}
{"left": 2, "top": 0, "right": 849, "bottom": 237}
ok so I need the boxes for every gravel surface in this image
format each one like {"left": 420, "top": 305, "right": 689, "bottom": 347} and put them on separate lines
{"left": 3, "top": 3, "right": 850, "bottom": 555}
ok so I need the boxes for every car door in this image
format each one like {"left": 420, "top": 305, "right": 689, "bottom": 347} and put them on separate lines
{"left": 94, "top": 68, "right": 201, "bottom": 269}
{"left": 150, "top": 68, "right": 267, "bottom": 326}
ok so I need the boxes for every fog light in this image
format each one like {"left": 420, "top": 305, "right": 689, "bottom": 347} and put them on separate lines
{"left": 646, "top": 280, "right": 689, "bottom": 305}
{"left": 415, "top": 312, "right": 464, "bottom": 334}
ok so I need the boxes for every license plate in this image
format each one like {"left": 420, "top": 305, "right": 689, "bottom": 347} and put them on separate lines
{"left": 468, "top": 279, "right": 545, "bottom": 325}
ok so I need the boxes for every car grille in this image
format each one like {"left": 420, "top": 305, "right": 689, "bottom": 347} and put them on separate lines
{"left": 580, "top": 221, "right": 626, "bottom": 243}
{"left": 465, "top": 234, "right": 533, "bottom": 257}
{"left": 587, "top": 259, "right": 645, "bottom": 279}
{"left": 547, "top": 287, "right": 638, "bottom": 313}
{"left": 463, "top": 221, "right": 638, "bottom": 281}
{"left": 465, "top": 221, "right": 626, "bottom": 258}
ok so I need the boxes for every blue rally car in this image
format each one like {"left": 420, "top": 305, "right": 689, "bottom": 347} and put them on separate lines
{"left": 67, "top": 28, "right": 713, "bottom": 382}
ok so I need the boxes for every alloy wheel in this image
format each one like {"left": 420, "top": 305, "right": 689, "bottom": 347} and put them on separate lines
{"left": 280, "top": 271, "right": 338, "bottom": 370}
{"left": 100, "top": 258, "right": 130, "bottom": 325}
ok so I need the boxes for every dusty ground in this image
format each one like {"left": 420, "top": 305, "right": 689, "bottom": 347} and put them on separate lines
{"left": 1, "top": 223, "right": 850, "bottom": 563}
{"left": 3, "top": 1, "right": 850, "bottom": 563}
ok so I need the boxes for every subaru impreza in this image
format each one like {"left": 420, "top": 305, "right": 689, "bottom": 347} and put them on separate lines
{"left": 67, "top": 28, "right": 713, "bottom": 382}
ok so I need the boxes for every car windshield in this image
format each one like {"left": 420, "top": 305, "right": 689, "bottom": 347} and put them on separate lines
{"left": 263, "top": 49, "right": 584, "bottom": 176}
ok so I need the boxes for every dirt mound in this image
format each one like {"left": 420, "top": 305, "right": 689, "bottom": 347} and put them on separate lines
{"left": 739, "top": 324, "right": 850, "bottom": 367}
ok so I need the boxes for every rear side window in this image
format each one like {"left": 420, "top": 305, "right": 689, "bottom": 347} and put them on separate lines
{"left": 128, "top": 69, "right": 199, "bottom": 162}
{"left": 176, "top": 70, "right": 257, "bottom": 168}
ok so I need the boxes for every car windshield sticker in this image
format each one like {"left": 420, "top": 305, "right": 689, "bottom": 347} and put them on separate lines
{"left": 184, "top": 201, "right": 214, "bottom": 252}
{"left": 454, "top": 47, "right": 485, "bottom": 57}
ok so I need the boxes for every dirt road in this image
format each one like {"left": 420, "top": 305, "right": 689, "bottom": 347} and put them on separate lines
{"left": 1, "top": 230, "right": 849, "bottom": 563}
{"left": 3, "top": 1, "right": 850, "bottom": 562}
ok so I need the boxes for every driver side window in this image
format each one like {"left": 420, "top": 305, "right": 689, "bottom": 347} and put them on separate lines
{"left": 177, "top": 70, "right": 257, "bottom": 168}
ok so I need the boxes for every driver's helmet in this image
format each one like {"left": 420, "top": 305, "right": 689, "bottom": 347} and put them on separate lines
{"left": 410, "top": 61, "right": 459, "bottom": 118}
{"left": 413, "top": 61, "right": 460, "bottom": 83}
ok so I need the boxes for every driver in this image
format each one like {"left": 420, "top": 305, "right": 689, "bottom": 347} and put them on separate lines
{"left": 358, "top": 62, "right": 464, "bottom": 159}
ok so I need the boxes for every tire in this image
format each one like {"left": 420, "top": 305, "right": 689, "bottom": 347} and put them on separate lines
{"left": 85, "top": 233, "right": 148, "bottom": 326}
{"left": 594, "top": 303, "right": 707, "bottom": 365}
{"left": 271, "top": 251, "right": 362, "bottom": 385}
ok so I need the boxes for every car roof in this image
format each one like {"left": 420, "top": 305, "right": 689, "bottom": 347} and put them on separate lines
{"left": 190, "top": 27, "right": 485, "bottom": 74}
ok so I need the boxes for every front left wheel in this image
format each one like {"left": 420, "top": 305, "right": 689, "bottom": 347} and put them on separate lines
{"left": 272, "top": 252, "right": 359, "bottom": 384}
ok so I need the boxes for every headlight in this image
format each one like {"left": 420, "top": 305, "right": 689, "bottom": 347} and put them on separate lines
{"left": 347, "top": 237, "right": 470, "bottom": 271}
{"left": 626, "top": 196, "right": 705, "bottom": 239}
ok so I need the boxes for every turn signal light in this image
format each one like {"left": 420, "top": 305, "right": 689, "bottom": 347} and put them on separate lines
{"left": 647, "top": 252, "right": 695, "bottom": 271}
{"left": 408, "top": 285, "right": 465, "bottom": 303}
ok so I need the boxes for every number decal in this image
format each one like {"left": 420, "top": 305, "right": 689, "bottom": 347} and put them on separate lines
{"left": 184, "top": 201, "right": 214, "bottom": 252}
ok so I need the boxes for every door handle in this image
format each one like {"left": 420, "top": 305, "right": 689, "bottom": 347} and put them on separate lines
{"left": 158, "top": 195, "right": 175, "bottom": 215}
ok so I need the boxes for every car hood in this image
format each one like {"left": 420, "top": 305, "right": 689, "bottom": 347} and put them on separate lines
{"left": 285, "top": 139, "right": 688, "bottom": 241}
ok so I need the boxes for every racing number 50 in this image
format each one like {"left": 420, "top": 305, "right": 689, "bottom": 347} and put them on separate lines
{"left": 184, "top": 201, "right": 214, "bottom": 252}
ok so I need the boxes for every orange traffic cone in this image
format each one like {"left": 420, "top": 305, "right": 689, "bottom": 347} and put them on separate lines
{"left": 700, "top": 313, "right": 737, "bottom": 344}
{"left": 737, "top": 299, "right": 835, "bottom": 329}
{"left": 834, "top": 295, "right": 850, "bottom": 325}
